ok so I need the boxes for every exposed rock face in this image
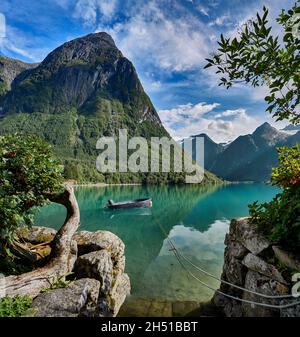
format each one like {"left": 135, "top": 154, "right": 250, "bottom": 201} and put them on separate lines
{"left": 242, "top": 253, "right": 288, "bottom": 285}
{"left": 73, "top": 230, "right": 130, "bottom": 317}
{"left": 272, "top": 246, "right": 300, "bottom": 271}
{"left": 16, "top": 226, "right": 57, "bottom": 244}
{"left": 0, "top": 56, "right": 38, "bottom": 99}
{"left": 74, "top": 230, "right": 125, "bottom": 262}
{"left": 18, "top": 227, "right": 130, "bottom": 317}
{"left": 229, "top": 217, "right": 270, "bottom": 255}
{"left": 31, "top": 278, "right": 100, "bottom": 317}
{"left": 1, "top": 32, "right": 162, "bottom": 124}
{"left": 0, "top": 33, "right": 186, "bottom": 183}
{"left": 108, "top": 273, "right": 131, "bottom": 317}
{"left": 242, "top": 270, "right": 289, "bottom": 317}
{"left": 75, "top": 250, "right": 114, "bottom": 293}
{"left": 213, "top": 218, "right": 300, "bottom": 317}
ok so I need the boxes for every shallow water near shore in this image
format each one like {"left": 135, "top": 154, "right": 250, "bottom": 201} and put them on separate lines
{"left": 35, "top": 183, "right": 279, "bottom": 305}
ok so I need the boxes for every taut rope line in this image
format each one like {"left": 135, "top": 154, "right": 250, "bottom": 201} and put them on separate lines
{"left": 152, "top": 216, "right": 300, "bottom": 309}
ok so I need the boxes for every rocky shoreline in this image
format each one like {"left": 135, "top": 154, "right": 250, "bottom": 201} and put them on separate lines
{"left": 17, "top": 227, "right": 131, "bottom": 317}
{"left": 4, "top": 218, "right": 300, "bottom": 317}
{"left": 213, "top": 218, "right": 300, "bottom": 317}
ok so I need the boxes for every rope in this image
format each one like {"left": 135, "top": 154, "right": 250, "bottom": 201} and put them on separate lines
{"left": 152, "top": 217, "right": 300, "bottom": 309}
{"left": 180, "top": 252, "right": 294, "bottom": 299}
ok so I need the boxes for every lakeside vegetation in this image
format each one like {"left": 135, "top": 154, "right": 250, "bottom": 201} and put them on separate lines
{"left": 206, "top": 3, "right": 300, "bottom": 252}
{"left": 0, "top": 2, "right": 299, "bottom": 318}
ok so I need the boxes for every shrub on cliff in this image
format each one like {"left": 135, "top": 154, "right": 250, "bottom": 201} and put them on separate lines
{"left": 0, "top": 134, "right": 63, "bottom": 251}
{"left": 249, "top": 145, "right": 300, "bottom": 250}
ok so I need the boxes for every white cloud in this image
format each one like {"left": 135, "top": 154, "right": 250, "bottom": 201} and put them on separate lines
{"left": 0, "top": 13, "right": 6, "bottom": 38}
{"left": 209, "top": 14, "right": 230, "bottom": 27}
{"left": 197, "top": 5, "right": 210, "bottom": 17}
{"left": 96, "top": 1, "right": 213, "bottom": 72}
{"left": 0, "top": 25, "right": 49, "bottom": 62}
{"left": 159, "top": 102, "right": 219, "bottom": 126}
{"left": 214, "top": 109, "right": 245, "bottom": 119}
{"left": 1, "top": 39, "right": 34, "bottom": 60}
{"left": 73, "top": 0, "right": 118, "bottom": 25}
{"left": 159, "top": 102, "right": 264, "bottom": 143}
{"left": 250, "top": 85, "right": 270, "bottom": 102}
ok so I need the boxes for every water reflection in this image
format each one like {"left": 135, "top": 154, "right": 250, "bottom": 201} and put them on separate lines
{"left": 35, "top": 183, "right": 279, "bottom": 302}
{"left": 140, "top": 220, "right": 229, "bottom": 301}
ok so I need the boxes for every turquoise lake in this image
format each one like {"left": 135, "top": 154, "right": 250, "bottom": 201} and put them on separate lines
{"left": 34, "top": 183, "right": 279, "bottom": 303}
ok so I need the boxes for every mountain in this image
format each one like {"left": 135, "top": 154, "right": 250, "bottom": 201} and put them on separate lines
{"left": 281, "top": 124, "right": 300, "bottom": 135}
{"left": 0, "top": 33, "right": 220, "bottom": 184}
{"left": 189, "top": 122, "right": 300, "bottom": 182}
{"left": 187, "top": 133, "right": 224, "bottom": 169}
{"left": 0, "top": 56, "right": 38, "bottom": 99}
{"left": 2, "top": 33, "right": 162, "bottom": 127}
{"left": 282, "top": 124, "right": 300, "bottom": 131}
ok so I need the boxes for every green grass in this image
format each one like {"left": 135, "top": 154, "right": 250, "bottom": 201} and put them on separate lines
{"left": 0, "top": 296, "right": 32, "bottom": 317}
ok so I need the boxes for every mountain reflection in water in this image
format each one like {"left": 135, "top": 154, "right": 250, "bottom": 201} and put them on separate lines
{"left": 35, "top": 183, "right": 279, "bottom": 302}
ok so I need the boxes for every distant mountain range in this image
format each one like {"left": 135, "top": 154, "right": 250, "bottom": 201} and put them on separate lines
{"left": 281, "top": 124, "right": 300, "bottom": 133}
{"left": 185, "top": 122, "right": 300, "bottom": 182}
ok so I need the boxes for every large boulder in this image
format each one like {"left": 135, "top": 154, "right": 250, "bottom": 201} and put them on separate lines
{"left": 30, "top": 278, "right": 100, "bottom": 317}
{"left": 16, "top": 227, "right": 130, "bottom": 317}
{"left": 223, "top": 253, "right": 246, "bottom": 286}
{"left": 73, "top": 230, "right": 125, "bottom": 262}
{"left": 108, "top": 273, "right": 131, "bottom": 316}
{"left": 16, "top": 226, "right": 57, "bottom": 244}
{"left": 75, "top": 250, "right": 113, "bottom": 293}
{"left": 73, "top": 230, "right": 130, "bottom": 316}
{"left": 224, "top": 235, "right": 248, "bottom": 259}
{"left": 230, "top": 218, "right": 270, "bottom": 255}
{"left": 242, "top": 270, "right": 289, "bottom": 317}
{"left": 213, "top": 292, "right": 243, "bottom": 317}
{"left": 242, "top": 253, "right": 288, "bottom": 285}
{"left": 280, "top": 301, "right": 300, "bottom": 317}
{"left": 213, "top": 218, "right": 298, "bottom": 317}
{"left": 272, "top": 246, "right": 300, "bottom": 272}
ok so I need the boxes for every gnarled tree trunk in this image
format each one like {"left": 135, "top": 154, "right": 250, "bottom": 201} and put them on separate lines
{"left": 1, "top": 185, "right": 80, "bottom": 298}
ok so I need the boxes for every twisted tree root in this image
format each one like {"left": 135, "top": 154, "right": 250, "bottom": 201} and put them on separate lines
{"left": 1, "top": 185, "right": 80, "bottom": 298}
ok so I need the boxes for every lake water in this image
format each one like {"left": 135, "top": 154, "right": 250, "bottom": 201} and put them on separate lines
{"left": 35, "top": 183, "right": 279, "bottom": 303}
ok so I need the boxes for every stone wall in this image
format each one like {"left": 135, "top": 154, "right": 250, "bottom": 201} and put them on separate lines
{"left": 213, "top": 218, "right": 300, "bottom": 317}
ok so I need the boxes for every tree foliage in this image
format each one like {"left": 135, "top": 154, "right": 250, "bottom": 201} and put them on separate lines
{"left": 0, "top": 134, "right": 63, "bottom": 244}
{"left": 272, "top": 145, "right": 300, "bottom": 188}
{"left": 205, "top": 3, "right": 300, "bottom": 250}
{"left": 205, "top": 2, "right": 300, "bottom": 124}
{"left": 249, "top": 145, "right": 300, "bottom": 249}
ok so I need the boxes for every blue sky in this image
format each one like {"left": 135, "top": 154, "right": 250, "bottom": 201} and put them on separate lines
{"left": 0, "top": 0, "right": 295, "bottom": 142}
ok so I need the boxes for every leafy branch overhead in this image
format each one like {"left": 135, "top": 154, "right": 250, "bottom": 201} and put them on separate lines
{"left": 205, "top": 2, "right": 300, "bottom": 124}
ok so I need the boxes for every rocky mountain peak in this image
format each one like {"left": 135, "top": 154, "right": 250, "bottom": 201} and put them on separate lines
{"left": 252, "top": 122, "right": 287, "bottom": 146}
{"left": 1, "top": 32, "right": 161, "bottom": 126}
{"left": 253, "top": 122, "right": 276, "bottom": 136}
{"left": 42, "top": 32, "right": 122, "bottom": 70}
{"left": 0, "top": 56, "right": 38, "bottom": 97}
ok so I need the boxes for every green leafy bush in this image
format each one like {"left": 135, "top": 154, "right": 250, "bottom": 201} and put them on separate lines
{"left": 0, "top": 295, "right": 32, "bottom": 317}
{"left": 249, "top": 145, "right": 300, "bottom": 249}
{"left": 0, "top": 134, "right": 64, "bottom": 244}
